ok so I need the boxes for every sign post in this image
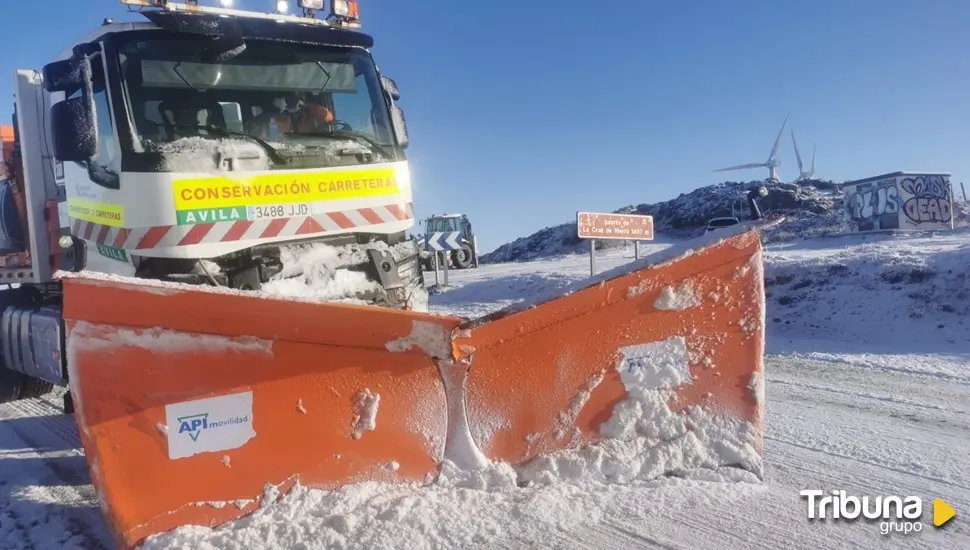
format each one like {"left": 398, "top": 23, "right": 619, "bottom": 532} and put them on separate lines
{"left": 577, "top": 211, "right": 655, "bottom": 277}
{"left": 424, "top": 230, "right": 463, "bottom": 288}
{"left": 443, "top": 252, "right": 449, "bottom": 287}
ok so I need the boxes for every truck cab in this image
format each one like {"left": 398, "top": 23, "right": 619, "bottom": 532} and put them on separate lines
{"left": 23, "top": 0, "right": 420, "bottom": 304}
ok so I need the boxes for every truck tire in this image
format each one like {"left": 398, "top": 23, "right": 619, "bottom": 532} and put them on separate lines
{"left": 21, "top": 376, "right": 55, "bottom": 399}
{"left": 0, "top": 368, "right": 54, "bottom": 404}
{"left": 453, "top": 244, "right": 474, "bottom": 269}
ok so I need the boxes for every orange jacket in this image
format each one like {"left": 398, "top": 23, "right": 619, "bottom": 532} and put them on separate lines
{"left": 272, "top": 104, "right": 334, "bottom": 134}
{"left": 1, "top": 125, "right": 13, "bottom": 161}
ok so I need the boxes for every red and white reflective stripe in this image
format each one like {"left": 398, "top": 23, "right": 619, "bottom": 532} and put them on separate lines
{"left": 72, "top": 202, "right": 414, "bottom": 250}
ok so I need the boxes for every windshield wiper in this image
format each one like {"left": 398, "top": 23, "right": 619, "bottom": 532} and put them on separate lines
{"left": 157, "top": 123, "right": 288, "bottom": 165}
{"left": 299, "top": 130, "right": 392, "bottom": 160}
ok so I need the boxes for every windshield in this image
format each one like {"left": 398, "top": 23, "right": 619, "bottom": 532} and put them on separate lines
{"left": 709, "top": 218, "right": 740, "bottom": 228}
{"left": 427, "top": 217, "right": 461, "bottom": 232}
{"left": 117, "top": 37, "right": 398, "bottom": 170}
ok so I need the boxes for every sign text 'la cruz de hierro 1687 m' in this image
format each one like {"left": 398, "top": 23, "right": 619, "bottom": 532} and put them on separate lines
{"left": 577, "top": 211, "right": 654, "bottom": 240}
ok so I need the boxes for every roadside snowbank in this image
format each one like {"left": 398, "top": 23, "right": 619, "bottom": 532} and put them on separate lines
{"left": 764, "top": 230, "right": 969, "bottom": 351}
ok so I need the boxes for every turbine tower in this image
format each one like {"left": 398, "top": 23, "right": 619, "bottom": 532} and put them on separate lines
{"left": 714, "top": 113, "right": 789, "bottom": 183}
{"left": 791, "top": 129, "right": 816, "bottom": 180}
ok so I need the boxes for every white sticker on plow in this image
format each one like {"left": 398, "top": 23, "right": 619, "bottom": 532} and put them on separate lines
{"left": 165, "top": 391, "right": 256, "bottom": 460}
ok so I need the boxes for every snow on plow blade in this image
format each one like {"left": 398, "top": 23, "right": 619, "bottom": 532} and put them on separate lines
{"left": 61, "top": 228, "right": 764, "bottom": 549}
{"left": 455, "top": 228, "right": 766, "bottom": 478}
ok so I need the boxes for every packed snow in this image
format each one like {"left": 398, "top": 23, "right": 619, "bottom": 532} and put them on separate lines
{"left": 259, "top": 241, "right": 387, "bottom": 305}
{"left": 73, "top": 238, "right": 431, "bottom": 311}
{"left": 2, "top": 227, "right": 969, "bottom": 549}
{"left": 653, "top": 281, "right": 701, "bottom": 311}
{"left": 156, "top": 137, "right": 273, "bottom": 173}
{"left": 350, "top": 389, "right": 380, "bottom": 441}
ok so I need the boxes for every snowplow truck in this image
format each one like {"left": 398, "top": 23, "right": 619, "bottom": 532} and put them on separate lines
{"left": 0, "top": 2, "right": 767, "bottom": 548}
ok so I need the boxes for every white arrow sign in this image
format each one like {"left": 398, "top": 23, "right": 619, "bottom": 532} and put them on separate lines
{"left": 444, "top": 232, "right": 461, "bottom": 250}
{"left": 425, "top": 231, "right": 463, "bottom": 251}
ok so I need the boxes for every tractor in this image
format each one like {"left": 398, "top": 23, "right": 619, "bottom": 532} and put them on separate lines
{"left": 419, "top": 213, "right": 478, "bottom": 271}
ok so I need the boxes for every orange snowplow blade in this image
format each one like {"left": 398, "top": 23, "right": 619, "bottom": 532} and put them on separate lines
{"left": 455, "top": 228, "right": 765, "bottom": 469}
{"left": 63, "top": 281, "right": 464, "bottom": 549}
{"left": 61, "top": 228, "right": 765, "bottom": 549}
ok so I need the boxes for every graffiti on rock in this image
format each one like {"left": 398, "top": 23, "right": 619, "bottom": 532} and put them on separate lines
{"left": 900, "top": 175, "right": 951, "bottom": 225}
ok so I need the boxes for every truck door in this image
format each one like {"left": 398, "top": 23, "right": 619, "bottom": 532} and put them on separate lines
{"left": 11, "top": 69, "right": 69, "bottom": 283}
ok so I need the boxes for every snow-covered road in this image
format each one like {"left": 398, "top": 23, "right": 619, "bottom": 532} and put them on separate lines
{"left": 0, "top": 231, "right": 967, "bottom": 549}
{"left": 0, "top": 389, "right": 113, "bottom": 549}
{"left": 549, "top": 351, "right": 970, "bottom": 550}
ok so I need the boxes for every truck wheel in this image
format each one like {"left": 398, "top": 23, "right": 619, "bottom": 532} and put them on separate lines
{"left": 453, "top": 245, "right": 474, "bottom": 269}
{"left": 0, "top": 368, "right": 54, "bottom": 404}
{"left": 21, "top": 376, "right": 54, "bottom": 399}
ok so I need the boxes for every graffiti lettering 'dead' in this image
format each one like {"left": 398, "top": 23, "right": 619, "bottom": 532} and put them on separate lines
{"left": 900, "top": 176, "right": 951, "bottom": 224}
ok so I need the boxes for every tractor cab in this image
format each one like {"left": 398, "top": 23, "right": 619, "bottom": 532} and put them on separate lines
{"left": 426, "top": 214, "right": 474, "bottom": 244}
{"left": 426, "top": 214, "right": 462, "bottom": 233}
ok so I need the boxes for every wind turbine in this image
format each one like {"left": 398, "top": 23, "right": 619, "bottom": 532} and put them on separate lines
{"left": 714, "top": 113, "right": 789, "bottom": 183}
{"left": 791, "top": 129, "right": 816, "bottom": 180}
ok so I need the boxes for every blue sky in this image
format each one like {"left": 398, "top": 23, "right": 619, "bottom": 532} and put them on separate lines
{"left": 1, "top": 1, "right": 968, "bottom": 253}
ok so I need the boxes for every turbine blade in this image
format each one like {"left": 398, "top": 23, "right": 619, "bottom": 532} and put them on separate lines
{"left": 714, "top": 162, "right": 766, "bottom": 172}
{"left": 791, "top": 129, "right": 804, "bottom": 172}
{"left": 768, "top": 112, "right": 790, "bottom": 161}
{"left": 811, "top": 144, "right": 816, "bottom": 172}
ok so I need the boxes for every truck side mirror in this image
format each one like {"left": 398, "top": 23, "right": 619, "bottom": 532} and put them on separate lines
{"left": 379, "top": 74, "right": 407, "bottom": 148}
{"left": 380, "top": 75, "right": 400, "bottom": 101}
{"left": 51, "top": 97, "right": 96, "bottom": 162}
{"left": 390, "top": 104, "right": 409, "bottom": 149}
{"left": 42, "top": 59, "right": 83, "bottom": 93}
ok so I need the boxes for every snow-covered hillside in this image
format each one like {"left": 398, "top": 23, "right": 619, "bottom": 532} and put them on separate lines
{"left": 482, "top": 178, "right": 970, "bottom": 264}
{"left": 764, "top": 232, "right": 969, "bottom": 350}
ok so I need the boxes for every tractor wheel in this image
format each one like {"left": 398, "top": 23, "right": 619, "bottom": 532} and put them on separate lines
{"left": 453, "top": 244, "right": 474, "bottom": 269}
